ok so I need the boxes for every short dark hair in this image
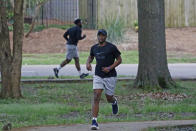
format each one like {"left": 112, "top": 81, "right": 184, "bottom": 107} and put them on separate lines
{"left": 74, "top": 18, "right": 81, "bottom": 25}
{"left": 97, "top": 29, "right": 107, "bottom": 36}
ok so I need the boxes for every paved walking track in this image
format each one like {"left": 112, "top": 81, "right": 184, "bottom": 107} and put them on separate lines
{"left": 13, "top": 120, "right": 196, "bottom": 131}
{"left": 21, "top": 64, "right": 196, "bottom": 79}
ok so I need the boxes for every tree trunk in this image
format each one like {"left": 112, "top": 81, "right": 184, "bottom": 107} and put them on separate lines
{"left": 12, "top": 0, "right": 24, "bottom": 97}
{"left": 134, "top": 0, "right": 177, "bottom": 89}
{"left": 0, "top": 0, "right": 24, "bottom": 98}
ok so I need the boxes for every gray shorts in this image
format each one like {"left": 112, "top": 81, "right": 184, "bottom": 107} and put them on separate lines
{"left": 66, "top": 44, "right": 79, "bottom": 60}
{"left": 93, "top": 75, "right": 117, "bottom": 96}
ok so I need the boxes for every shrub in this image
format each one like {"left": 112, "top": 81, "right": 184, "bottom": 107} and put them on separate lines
{"left": 99, "top": 15, "right": 126, "bottom": 44}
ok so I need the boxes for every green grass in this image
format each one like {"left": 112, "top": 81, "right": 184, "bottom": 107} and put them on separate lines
{"left": 22, "top": 51, "right": 196, "bottom": 65}
{"left": 22, "top": 52, "right": 94, "bottom": 65}
{"left": 0, "top": 81, "right": 196, "bottom": 130}
{"left": 168, "top": 57, "right": 196, "bottom": 63}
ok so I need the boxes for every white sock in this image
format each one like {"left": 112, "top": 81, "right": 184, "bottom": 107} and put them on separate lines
{"left": 78, "top": 70, "right": 81, "bottom": 76}
{"left": 112, "top": 100, "right": 117, "bottom": 105}
{"left": 57, "top": 65, "right": 62, "bottom": 70}
{"left": 112, "top": 97, "right": 117, "bottom": 105}
{"left": 92, "top": 117, "right": 97, "bottom": 121}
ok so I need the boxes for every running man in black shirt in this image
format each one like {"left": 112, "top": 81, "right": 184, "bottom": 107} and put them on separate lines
{"left": 53, "top": 18, "right": 89, "bottom": 79}
{"left": 86, "top": 29, "right": 122, "bottom": 130}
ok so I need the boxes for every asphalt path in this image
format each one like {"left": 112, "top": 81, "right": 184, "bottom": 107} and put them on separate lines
{"left": 13, "top": 120, "right": 196, "bottom": 131}
{"left": 21, "top": 64, "right": 196, "bottom": 79}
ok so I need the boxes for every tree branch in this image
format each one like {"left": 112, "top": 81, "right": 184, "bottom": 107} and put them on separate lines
{"left": 25, "top": 0, "right": 49, "bottom": 37}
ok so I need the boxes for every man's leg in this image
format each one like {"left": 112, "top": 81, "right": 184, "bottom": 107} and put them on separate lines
{"left": 61, "top": 59, "right": 71, "bottom": 68}
{"left": 74, "top": 57, "right": 89, "bottom": 79}
{"left": 91, "top": 89, "right": 103, "bottom": 130}
{"left": 104, "top": 77, "right": 118, "bottom": 114}
{"left": 105, "top": 94, "right": 118, "bottom": 115}
{"left": 92, "top": 89, "right": 103, "bottom": 118}
{"left": 53, "top": 43, "right": 73, "bottom": 78}
{"left": 105, "top": 94, "right": 116, "bottom": 103}
{"left": 74, "top": 57, "right": 81, "bottom": 72}
{"left": 53, "top": 59, "right": 71, "bottom": 78}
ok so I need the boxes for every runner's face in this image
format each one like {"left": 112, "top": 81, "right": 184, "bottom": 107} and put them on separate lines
{"left": 98, "top": 34, "right": 107, "bottom": 44}
{"left": 78, "top": 22, "right": 82, "bottom": 28}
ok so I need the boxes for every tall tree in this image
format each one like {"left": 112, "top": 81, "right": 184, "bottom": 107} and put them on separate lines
{"left": 134, "top": 0, "right": 177, "bottom": 89}
{"left": 0, "top": 0, "right": 24, "bottom": 98}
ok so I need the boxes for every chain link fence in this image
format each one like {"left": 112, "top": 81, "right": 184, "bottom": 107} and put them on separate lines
{"left": 24, "top": 0, "right": 97, "bottom": 29}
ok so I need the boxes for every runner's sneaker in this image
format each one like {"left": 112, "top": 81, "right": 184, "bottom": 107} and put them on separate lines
{"left": 80, "top": 73, "right": 89, "bottom": 79}
{"left": 91, "top": 119, "right": 99, "bottom": 130}
{"left": 53, "top": 68, "right": 59, "bottom": 78}
{"left": 112, "top": 97, "right": 118, "bottom": 114}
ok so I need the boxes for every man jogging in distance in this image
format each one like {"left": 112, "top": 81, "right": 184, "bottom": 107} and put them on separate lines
{"left": 53, "top": 18, "right": 89, "bottom": 79}
{"left": 86, "top": 29, "right": 122, "bottom": 130}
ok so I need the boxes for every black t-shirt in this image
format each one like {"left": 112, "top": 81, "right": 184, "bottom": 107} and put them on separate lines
{"left": 63, "top": 26, "right": 83, "bottom": 46}
{"left": 90, "top": 42, "right": 121, "bottom": 78}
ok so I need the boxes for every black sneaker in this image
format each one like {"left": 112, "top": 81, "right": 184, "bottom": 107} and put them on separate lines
{"left": 91, "top": 119, "right": 99, "bottom": 130}
{"left": 112, "top": 98, "right": 118, "bottom": 115}
{"left": 53, "top": 68, "right": 59, "bottom": 78}
{"left": 80, "top": 73, "right": 89, "bottom": 79}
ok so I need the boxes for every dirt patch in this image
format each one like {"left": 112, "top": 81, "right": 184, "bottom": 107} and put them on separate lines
{"left": 119, "top": 92, "right": 189, "bottom": 101}
{"left": 21, "top": 28, "right": 97, "bottom": 53}
{"left": 166, "top": 27, "right": 196, "bottom": 55}
{"left": 9, "top": 27, "right": 196, "bottom": 55}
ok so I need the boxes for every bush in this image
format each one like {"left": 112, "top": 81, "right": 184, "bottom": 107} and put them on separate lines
{"left": 33, "top": 25, "right": 45, "bottom": 32}
{"left": 133, "top": 20, "right": 138, "bottom": 27}
{"left": 133, "top": 20, "right": 138, "bottom": 32}
{"left": 48, "top": 24, "right": 74, "bottom": 30}
{"left": 8, "top": 25, "right": 13, "bottom": 31}
{"left": 99, "top": 15, "right": 126, "bottom": 44}
{"left": 24, "top": 24, "right": 31, "bottom": 32}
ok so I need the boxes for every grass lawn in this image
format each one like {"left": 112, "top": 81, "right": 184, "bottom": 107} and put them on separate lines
{"left": 22, "top": 51, "right": 196, "bottom": 65}
{"left": 0, "top": 81, "right": 196, "bottom": 130}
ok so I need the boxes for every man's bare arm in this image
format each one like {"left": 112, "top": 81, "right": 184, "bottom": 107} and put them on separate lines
{"left": 86, "top": 56, "right": 94, "bottom": 71}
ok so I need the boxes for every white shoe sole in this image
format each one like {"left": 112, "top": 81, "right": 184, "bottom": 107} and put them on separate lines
{"left": 91, "top": 125, "right": 99, "bottom": 130}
